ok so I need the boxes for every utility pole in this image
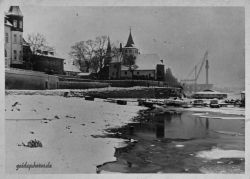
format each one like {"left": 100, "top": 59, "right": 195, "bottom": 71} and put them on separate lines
{"left": 194, "top": 65, "right": 197, "bottom": 92}
{"left": 205, "top": 59, "right": 209, "bottom": 86}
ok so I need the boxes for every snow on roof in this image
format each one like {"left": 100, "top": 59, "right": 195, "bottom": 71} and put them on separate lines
{"left": 64, "top": 63, "right": 81, "bottom": 73}
{"left": 22, "top": 38, "right": 30, "bottom": 46}
{"left": 78, "top": 72, "right": 91, "bottom": 76}
{"left": 5, "top": 19, "right": 13, "bottom": 27}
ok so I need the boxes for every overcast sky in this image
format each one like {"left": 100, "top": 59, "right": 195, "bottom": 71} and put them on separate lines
{"left": 20, "top": 6, "right": 244, "bottom": 89}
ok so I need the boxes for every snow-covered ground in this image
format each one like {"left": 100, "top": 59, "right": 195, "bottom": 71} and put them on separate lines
{"left": 5, "top": 94, "right": 146, "bottom": 173}
{"left": 4, "top": 91, "right": 246, "bottom": 173}
{"left": 196, "top": 147, "right": 245, "bottom": 160}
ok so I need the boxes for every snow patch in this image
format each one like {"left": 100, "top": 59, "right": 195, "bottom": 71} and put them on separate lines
{"left": 196, "top": 148, "right": 244, "bottom": 160}
{"left": 186, "top": 107, "right": 245, "bottom": 116}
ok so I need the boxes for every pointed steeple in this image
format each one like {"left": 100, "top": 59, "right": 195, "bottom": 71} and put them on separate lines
{"left": 119, "top": 43, "right": 123, "bottom": 52}
{"left": 106, "top": 36, "right": 111, "bottom": 54}
{"left": 125, "top": 28, "right": 135, "bottom": 47}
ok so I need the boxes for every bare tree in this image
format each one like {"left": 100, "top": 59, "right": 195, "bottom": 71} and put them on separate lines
{"left": 90, "top": 56, "right": 100, "bottom": 73}
{"left": 27, "top": 33, "right": 54, "bottom": 55}
{"left": 94, "top": 36, "right": 108, "bottom": 69}
{"left": 69, "top": 35, "right": 109, "bottom": 73}
{"left": 69, "top": 41, "right": 90, "bottom": 72}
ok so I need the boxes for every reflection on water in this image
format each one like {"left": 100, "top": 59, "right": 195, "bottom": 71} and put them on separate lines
{"left": 131, "top": 111, "right": 244, "bottom": 140}
{"left": 98, "top": 110, "right": 245, "bottom": 173}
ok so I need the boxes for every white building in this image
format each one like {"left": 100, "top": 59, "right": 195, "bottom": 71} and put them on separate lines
{"left": 4, "top": 6, "right": 24, "bottom": 68}
{"left": 64, "top": 59, "right": 81, "bottom": 76}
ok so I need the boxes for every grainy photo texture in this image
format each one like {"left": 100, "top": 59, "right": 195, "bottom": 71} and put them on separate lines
{"left": 4, "top": 6, "right": 245, "bottom": 173}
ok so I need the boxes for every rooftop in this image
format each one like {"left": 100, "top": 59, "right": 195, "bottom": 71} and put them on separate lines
{"left": 125, "top": 29, "right": 136, "bottom": 48}
{"left": 6, "top": 6, "right": 23, "bottom": 16}
{"left": 194, "top": 89, "right": 227, "bottom": 95}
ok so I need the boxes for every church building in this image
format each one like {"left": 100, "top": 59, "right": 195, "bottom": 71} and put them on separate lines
{"left": 108, "top": 29, "right": 165, "bottom": 81}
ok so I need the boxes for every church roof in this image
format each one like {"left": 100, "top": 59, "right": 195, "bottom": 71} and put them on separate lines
{"left": 125, "top": 29, "right": 136, "bottom": 48}
{"left": 106, "top": 37, "right": 111, "bottom": 54}
{"left": 7, "top": 6, "right": 23, "bottom": 16}
{"left": 121, "top": 54, "right": 162, "bottom": 71}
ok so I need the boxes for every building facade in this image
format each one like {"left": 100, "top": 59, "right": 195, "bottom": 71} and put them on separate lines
{"left": 109, "top": 30, "right": 165, "bottom": 80}
{"left": 4, "top": 6, "right": 23, "bottom": 68}
{"left": 64, "top": 58, "right": 81, "bottom": 76}
{"left": 32, "top": 51, "right": 64, "bottom": 75}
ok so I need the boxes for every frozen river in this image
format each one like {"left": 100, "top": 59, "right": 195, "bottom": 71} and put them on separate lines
{"left": 97, "top": 108, "right": 245, "bottom": 173}
{"left": 5, "top": 93, "right": 245, "bottom": 173}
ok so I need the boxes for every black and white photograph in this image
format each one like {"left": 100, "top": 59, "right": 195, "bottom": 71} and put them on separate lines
{"left": 2, "top": 0, "right": 248, "bottom": 176}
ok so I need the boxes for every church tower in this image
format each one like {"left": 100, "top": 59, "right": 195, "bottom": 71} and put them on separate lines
{"left": 104, "top": 36, "right": 112, "bottom": 66}
{"left": 5, "top": 6, "right": 23, "bottom": 67}
{"left": 106, "top": 37, "right": 112, "bottom": 57}
{"left": 122, "top": 28, "right": 139, "bottom": 58}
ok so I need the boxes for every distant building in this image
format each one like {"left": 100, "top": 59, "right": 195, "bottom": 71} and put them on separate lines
{"left": 64, "top": 59, "right": 81, "bottom": 76}
{"left": 31, "top": 48, "right": 64, "bottom": 75}
{"left": 108, "top": 29, "right": 165, "bottom": 80}
{"left": 191, "top": 89, "right": 227, "bottom": 99}
{"left": 4, "top": 6, "right": 24, "bottom": 68}
{"left": 120, "top": 54, "right": 163, "bottom": 80}
{"left": 183, "top": 83, "right": 213, "bottom": 94}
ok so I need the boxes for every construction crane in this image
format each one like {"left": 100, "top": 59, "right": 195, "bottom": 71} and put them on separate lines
{"left": 181, "top": 51, "right": 209, "bottom": 92}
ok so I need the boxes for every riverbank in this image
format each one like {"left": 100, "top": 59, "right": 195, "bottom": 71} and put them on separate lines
{"left": 5, "top": 93, "right": 146, "bottom": 173}
{"left": 5, "top": 90, "right": 245, "bottom": 173}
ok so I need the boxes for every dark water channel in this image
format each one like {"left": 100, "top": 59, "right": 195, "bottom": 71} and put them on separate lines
{"left": 97, "top": 109, "right": 245, "bottom": 173}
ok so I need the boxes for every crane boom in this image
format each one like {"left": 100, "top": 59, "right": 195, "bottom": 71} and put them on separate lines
{"left": 195, "top": 51, "right": 208, "bottom": 81}
{"left": 181, "top": 51, "right": 208, "bottom": 83}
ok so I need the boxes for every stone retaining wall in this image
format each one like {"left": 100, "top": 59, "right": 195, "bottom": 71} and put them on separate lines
{"left": 5, "top": 68, "right": 59, "bottom": 90}
{"left": 69, "top": 87, "right": 181, "bottom": 99}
